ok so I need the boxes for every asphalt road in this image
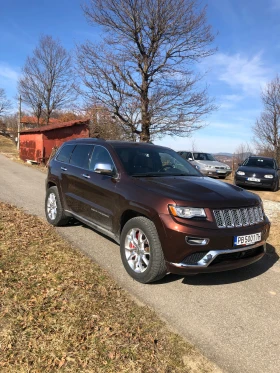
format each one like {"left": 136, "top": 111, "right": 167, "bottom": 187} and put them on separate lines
{"left": 1, "top": 153, "right": 280, "bottom": 373}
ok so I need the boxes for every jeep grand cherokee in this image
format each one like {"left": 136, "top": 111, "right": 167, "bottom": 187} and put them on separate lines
{"left": 45, "top": 139, "right": 270, "bottom": 283}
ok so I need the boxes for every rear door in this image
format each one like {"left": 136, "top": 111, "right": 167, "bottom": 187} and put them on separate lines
{"left": 63, "top": 144, "right": 95, "bottom": 217}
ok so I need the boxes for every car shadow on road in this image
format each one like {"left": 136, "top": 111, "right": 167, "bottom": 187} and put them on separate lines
{"left": 156, "top": 244, "right": 279, "bottom": 286}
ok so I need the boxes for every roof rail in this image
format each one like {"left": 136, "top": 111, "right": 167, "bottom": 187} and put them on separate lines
{"left": 73, "top": 137, "right": 106, "bottom": 142}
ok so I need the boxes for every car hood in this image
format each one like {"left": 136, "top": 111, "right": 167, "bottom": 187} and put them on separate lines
{"left": 133, "top": 176, "right": 259, "bottom": 208}
{"left": 194, "top": 160, "right": 230, "bottom": 168}
{"left": 237, "top": 166, "right": 277, "bottom": 176}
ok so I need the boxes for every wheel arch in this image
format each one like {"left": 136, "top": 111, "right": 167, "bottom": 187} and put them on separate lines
{"left": 120, "top": 209, "right": 148, "bottom": 234}
{"left": 46, "top": 181, "right": 57, "bottom": 190}
{"left": 118, "top": 208, "right": 167, "bottom": 244}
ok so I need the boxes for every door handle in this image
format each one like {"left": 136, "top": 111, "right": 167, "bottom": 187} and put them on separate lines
{"left": 82, "top": 174, "right": 90, "bottom": 179}
{"left": 61, "top": 167, "right": 67, "bottom": 171}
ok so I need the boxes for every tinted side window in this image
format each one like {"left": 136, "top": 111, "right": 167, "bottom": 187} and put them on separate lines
{"left": 89, "top": 146, "right": 115, "bottom": 172}
{"left": 56, "top": 144, "right": 75, "bottom": 163}
{"left": 70, "top": 145, "right": 94, "bottom": 169}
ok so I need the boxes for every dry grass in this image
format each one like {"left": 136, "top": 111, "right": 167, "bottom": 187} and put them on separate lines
{"left": 0, "top": 135, "right": 18, "bottom": 159}
{"left": 0, "top": 135, "right": 47, "bottom": 173}
{"left": 0, "top": 202, "right": 220, "bottom": 373}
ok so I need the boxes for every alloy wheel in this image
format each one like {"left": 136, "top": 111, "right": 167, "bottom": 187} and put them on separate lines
{"left": 124, "top": 228, "right": 150, "bottom": 273}
{"left": 46, "top": 192, "right": 58, "bottom": 221}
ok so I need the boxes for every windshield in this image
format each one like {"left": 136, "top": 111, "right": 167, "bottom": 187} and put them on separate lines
{"left": 193, "top": 153, "right": 216, "bottom": 161}
{"left": 243, "top": 158, "right": 275, "bottom": 169}
{"left": 112, "top": 145, "right": 202, "bottom": 177}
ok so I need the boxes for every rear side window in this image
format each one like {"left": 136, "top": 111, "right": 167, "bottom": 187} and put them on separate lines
{"left": 70, "top": 145, "right": 94, "bottom": 169}
{"left": 56, "top": 144, "right": 75, "bottom": 163}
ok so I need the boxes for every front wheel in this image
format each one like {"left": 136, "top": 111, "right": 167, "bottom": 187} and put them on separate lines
{"left": 272, "top": 179, "right": 279, "bottom": 192}
{"left": 234, "top": 179, "right": 241, "bottom": 187}
{"left": 45, "top": 186, "right": 69, "bottom": 226}
{"left": 120, "top": 217, "right": 167, "bottom": 283}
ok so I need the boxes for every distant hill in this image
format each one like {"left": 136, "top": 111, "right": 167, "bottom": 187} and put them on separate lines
{"left": 214, "top": 152, "right": 233, "bottom": 157}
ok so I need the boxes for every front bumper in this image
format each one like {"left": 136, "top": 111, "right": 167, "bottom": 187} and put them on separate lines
{"left": 166, "top": 241, "right": 266, "bottom": 275}
{"left": 158, "top": 213, "right": 270, "bottom": 275}
{"left": 200, "top": 169, "right": 232, "bottom": 178}
{"left": 235, "top": 176, "right": 276, "bottom": 189}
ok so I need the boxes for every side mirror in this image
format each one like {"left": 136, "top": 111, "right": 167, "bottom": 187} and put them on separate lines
{"left": 94, "top": 163, "right": 114, "bottom": 175}
{"left": 188, "top": 158, "right": 193, "bottom": 161}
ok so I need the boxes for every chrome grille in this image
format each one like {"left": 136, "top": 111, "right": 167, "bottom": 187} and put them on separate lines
{"left": 213, "top": 206, "right": 264, "bottom": 228}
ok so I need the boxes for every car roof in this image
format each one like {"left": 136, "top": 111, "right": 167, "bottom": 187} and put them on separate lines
{"left": 61, "top": 138, "right": 170, "bottom": 151}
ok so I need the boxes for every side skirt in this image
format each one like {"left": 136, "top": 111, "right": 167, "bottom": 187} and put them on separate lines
{"left": 64, "top": 209, "right": 120, "bottom": 244}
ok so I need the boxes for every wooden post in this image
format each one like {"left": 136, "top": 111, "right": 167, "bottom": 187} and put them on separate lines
{"left": 17, "top": 96, "right": 22, "bottom": 151}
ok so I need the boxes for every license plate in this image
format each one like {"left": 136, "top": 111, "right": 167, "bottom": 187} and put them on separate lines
{"left": 217, "top": 170, "right": 226, "bottom": 173}
{"left": 247, "top": 177, "right": 260, "bottom": 182}
{"left": 234, "top": 232, "right": 261, "bottom": 246}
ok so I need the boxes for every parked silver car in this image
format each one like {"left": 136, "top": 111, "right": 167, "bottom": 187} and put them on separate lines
{"left": 178, "top": 151, "right": 232, "bottom": 179}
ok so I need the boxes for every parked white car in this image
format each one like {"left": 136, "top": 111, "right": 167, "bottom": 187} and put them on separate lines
{"left": 177, "top": 151, "right": 232, "bottom": 179}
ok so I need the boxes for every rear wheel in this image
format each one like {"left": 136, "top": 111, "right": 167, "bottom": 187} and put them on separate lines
{"left": 120, "top": 217, "right": 167, "bottom": 283}
{"left": 45, "top": 186, "right": 69, "bottom": 226}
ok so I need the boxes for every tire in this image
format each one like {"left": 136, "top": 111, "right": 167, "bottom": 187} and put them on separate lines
{"left": 45, "top": 186, "right": 69, "bottom": 226}
{"left": 272, "top": 179, "right": 279, "bottom": 192}
{"left": 120, "top": 217, "right": 167, "bottom": 284}
{"left": 219, "top": 176, "right": 226, "bottom": 179}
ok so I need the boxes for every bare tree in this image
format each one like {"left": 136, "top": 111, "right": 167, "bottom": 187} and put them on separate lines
{"left": 253, "top": 75, "right": 280, "bottom": 163}
{"left": 0, "top": 113, "right": 19, "bottom": 138}
{"left": 77, "top": 0, "right": 216, "bottom": 142}
{"left": 0, "top": 88, "right": 11, "bottom": 116}
{"left": 234, "top": 142, "right": 254, "bottom": 166}
{"left": 255, "top": 144, "right": 274, "bottom": 158}
{"left": 191, "top": 138, "right": 198, "bottom": 152}
{"left": 84, "top": 104, "right": 130, "bottom": 140}
{"left": 18, "top": 35, "right": 77, "bottom": 124}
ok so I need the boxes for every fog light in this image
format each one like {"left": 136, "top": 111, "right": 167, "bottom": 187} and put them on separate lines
{"left": 186, "top": 237, "right": 209, "bottom": 245}
{"left": 203, "top": 254, "right": 213, "bottom": 264}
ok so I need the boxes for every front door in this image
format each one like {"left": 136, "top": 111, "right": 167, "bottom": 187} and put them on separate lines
{"left": 80, "top": 145, "right": 119, "bottom": 232}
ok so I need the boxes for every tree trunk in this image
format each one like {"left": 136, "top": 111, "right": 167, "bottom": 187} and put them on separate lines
{"left": 140, "top": 75, "right": 150, "bottom": 142}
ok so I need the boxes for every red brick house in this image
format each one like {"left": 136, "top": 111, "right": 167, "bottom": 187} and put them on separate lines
{"left": 19, "top": 119, "right": 90, "bottom": 163}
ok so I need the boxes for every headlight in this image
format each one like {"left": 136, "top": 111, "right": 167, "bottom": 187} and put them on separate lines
{"left": 226, "top": 166, "right": 231, "bottom": 170}
{"left": 169, "top": 205, "right": 206, "bottom": 219}
{"left": 264, "top": 174, "right": 274, "bottom": 179}
{"left": 237, "top": 171, "right": 245, "bottom": 176}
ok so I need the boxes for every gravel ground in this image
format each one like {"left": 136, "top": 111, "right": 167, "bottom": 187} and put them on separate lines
{"left": 263, "top": 200, "right": 280, "bottom": 220}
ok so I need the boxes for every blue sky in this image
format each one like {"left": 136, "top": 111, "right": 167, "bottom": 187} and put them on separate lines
{"left": 1, "top": 0, "right": 279, "bottom": 153}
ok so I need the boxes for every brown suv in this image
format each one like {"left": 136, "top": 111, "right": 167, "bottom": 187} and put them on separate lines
{"left": 45, "top": 138, "right": 270, "bottom": 283}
